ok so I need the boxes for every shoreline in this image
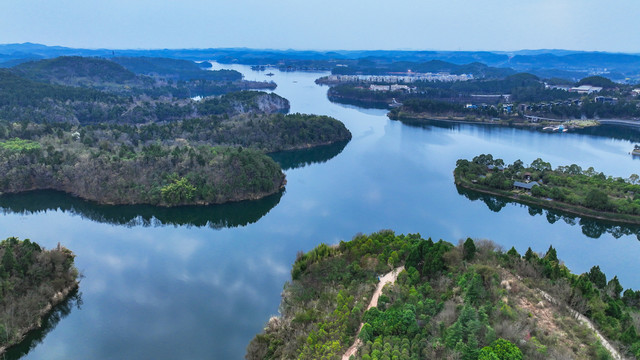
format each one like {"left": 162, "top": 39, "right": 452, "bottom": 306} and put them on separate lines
{"left": 455, "top": 177, "right": 640, "bottom": 226}
{"left": 389, "top": 112, "right": 608, "bottom": 129}
{"left": 0, "top": 281, "right": 79, "bottom": 356}
{"left": 0, "top": 180, "right": 286, "bottom": 208}
{"left": 0, "top": 139, "right": 354, "bottom": 208}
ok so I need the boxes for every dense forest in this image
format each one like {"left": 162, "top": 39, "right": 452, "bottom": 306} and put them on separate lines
{"left": 0, "top": 237, "right": 79, "bottom": 352}
{"left": 455, "top": 154, "right": 640, "bottom": 222}
{"left": 0, "top": 113, "right": 350, "bottom": 205}
{"left": 247, "top": 230, "right": 640, "bottom": 359}
{"left": 0, "top": 56, "right": 352, "bottom": 206}
{"left": 111, "top": 56, "right": 242, "bottom": 81}
{"left": 0, "top": 123, "right": 288, "bottom": 206}
{"left": 0, "top": 69, "right": 289, "bottom": 124}
{"left": 9, "top": 56, "right": 275, "bottom": 98}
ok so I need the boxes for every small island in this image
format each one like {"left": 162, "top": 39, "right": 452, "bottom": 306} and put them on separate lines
{"left": 455, "top": 154, "right": 640, "bottom": 224}
{"left": 247, "top": 231, "right": 640, "bottom": 359}
{"left": 0, "top": 237, "right": 79, "bottom": 355}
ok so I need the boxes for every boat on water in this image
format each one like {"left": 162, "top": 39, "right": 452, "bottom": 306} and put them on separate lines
{"left": 389, "top": 98, "right": 403, "bottom": 108}
{"left": 542, "top": 125, "right": 568, "bottom": 133}
{"left": 632, "top": 145, "right": 640, "bottom": 156}
{"left": 266, "top": 72, "right": 274, "bottom": 76}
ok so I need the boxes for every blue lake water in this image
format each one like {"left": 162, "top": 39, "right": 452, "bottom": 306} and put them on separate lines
{"left": 2, "top": 63, "right": 640, "bottom": 359}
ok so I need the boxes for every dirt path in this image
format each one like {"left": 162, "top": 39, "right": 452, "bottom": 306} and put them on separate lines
{"left": 504, "top": 271, "right": 625, "bottom": 360}
{"left": 536, "top": 289, "right": 626, "bottom": 360}
{"left": 341, "top": 266, "right": 404, "bottom": 360}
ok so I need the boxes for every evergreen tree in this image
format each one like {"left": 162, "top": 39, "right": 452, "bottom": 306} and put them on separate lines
{"left": 587, "top": 265, "right": 607, "bottom": 289}
{"left": 463, "top": 238, "right": 477, "bottom": 261}
{"left": 607, "top": 276, "right": 624, "bottom": 299}
{"left": 524, "top": 247, "right": 535, "bottom": 262}
{"left": 544, "top": 245, "right": 558, "bottom": 263}
{"left": 1, "top": 246, "right": 16, "bottom": 275}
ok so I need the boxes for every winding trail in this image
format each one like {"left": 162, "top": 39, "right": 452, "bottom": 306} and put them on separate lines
{"left": 507, "top": 271, "right": 625, "bottom": 360}
{"left": 536, "top": 289, "right": 626, "bottom": 360}
{"left": 342, "top": 266, "right": 404, "bottom": 360}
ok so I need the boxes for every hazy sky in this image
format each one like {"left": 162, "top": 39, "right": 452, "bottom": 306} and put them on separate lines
{"left": 2, "top": 0, "right": 639, "bottom": 52}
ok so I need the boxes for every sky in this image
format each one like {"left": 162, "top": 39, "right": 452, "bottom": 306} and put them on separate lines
{"left": 1, "top": 0, "right": 639, "bottom": 52}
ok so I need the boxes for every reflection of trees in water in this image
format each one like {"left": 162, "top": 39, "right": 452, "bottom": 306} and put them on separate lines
{"left": 0, "top": 141, "right": 350, "bottom": 229}
{"left": 268, "top": 140, "right": 349, "bottom": 171}
{"left": 573, "top": 125, "right": 640, "bottom": 143}
{"left": 399, "top": 118, "right": 640, "bottom": 144}
{"left": 0, "top": 189, "right": 283, "bottom": 229}
{"left": 456, "top": 185, "right": 640, "bottom": 240}
{"left": 328, "top": 96, "right": 390, "bottom": 110}
{"left": 3, "top": 289, "right": 82, "bottom": 360}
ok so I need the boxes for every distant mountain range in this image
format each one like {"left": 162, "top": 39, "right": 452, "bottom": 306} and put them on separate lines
{"left": 1, "top": 43, "right": 639, "bottom": 82}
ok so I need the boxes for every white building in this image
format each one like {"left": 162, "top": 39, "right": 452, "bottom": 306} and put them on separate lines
{"left": 369, "top": 84, "right": 391, "bottom": 91}
{"left": 569, "top": 85, "right": 603, "bottom": 94}
{"left": 390, "top": 84, "right": 410, "bottom": 91}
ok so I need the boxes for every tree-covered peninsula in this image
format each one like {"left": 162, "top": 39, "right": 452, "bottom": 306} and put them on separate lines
{"left": 0, "top": 237, "right": 79, "bottom": 354}
{"left": 248, "top": 231, "right": 640, "bottom": 359}
{"left": 0, "top": 68, "right": 289, "bottom": 124}
{"left": 0, "top": 123, "right": 288, "bottom": 206}
{"left": 0, "top": 57, "right": 352, "bottom": 206}
{"left": 455, "top": 154, "right": 640, "bottom": 223}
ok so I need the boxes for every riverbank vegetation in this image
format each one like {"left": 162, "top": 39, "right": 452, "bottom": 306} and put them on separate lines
{"left": 248, "top": 230, "right": 640, "bottom": 359}
{"left": 0, "top": 122, "right": 288, "bottom": 206}
{"left": 0, "top": 237, "right": 79, "bottom": 353}
{"left": 455, "top": 154, "right": 640, "bottom": 223}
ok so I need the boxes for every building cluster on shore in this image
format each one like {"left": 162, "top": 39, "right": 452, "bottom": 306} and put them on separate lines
{"left": 369, "top": 84, "right": 412, "bottom": 92}
{"left": 324, "top": 72, "right": 473, "bottom": 84}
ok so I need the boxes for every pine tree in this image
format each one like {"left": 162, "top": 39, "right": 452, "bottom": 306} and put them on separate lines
{"left": 463, "top": 238, "right": 477, "bottom": 261}
{"left": 544, "top": 245, "right": 558, "bottom": 263}
{"left": 587, "top": 265, "right": 607, "bottom": 289}
{"left": 1, "top": 246, "right": 16, "bottom": 275}
{"left": 524, "top": 247, "right": 534, "bottom": 262}
{"left": 506, "top": 247, "right": 520, "bottom": 258}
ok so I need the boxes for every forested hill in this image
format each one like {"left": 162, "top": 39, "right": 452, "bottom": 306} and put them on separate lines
{"left": 0, "top": 133, "right": 285, "bottom": 206}
{"left": 14, "top": 56, "right": 241, "bottom": 84}
{"left": 13, "top": 56, "right": 138, "bottom": 85}
{"left": 0, "top": 113, "right": 350, "bottom": 205}
{"left": 0, "top": 69, "right": 289, "bottom": 124}
{"left": 0, "top": 237, "right": 79, "bottom": 353}
{"left": 248, "top": 231, "right": 640, "bottom": 359}
{"left": 111, "top": 56, "right": 241, "bottom": 81}
{"left": 8, "top": 56, "right": 269, "bottom": 98}
{"left": 0, "top": 60, "right": 352, "bottom": 206}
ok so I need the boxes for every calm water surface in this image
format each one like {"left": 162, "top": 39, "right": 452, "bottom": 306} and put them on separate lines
{"left": 2, "top": 63, "right": 640, "bottom": 359}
